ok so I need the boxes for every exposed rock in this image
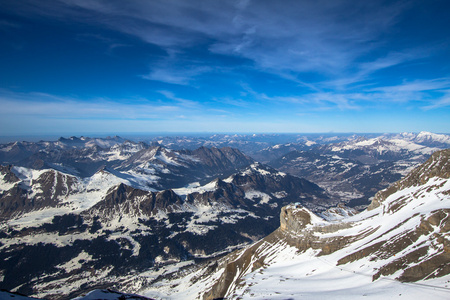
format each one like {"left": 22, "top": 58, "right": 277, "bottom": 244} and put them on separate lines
{"left": 0, "top": 165, "right": 20, "bottom": 184}
{"left": 280, "top": 204, "right": 312, "bottom": 232}
{"left": 0, "top": 184, "right": 30, "bottom": 220}
{"left": 85, "top": 183, "right": 184, "bottom": 220}
{"left": 0, "top": 169, "right": 79, "bottom": 220}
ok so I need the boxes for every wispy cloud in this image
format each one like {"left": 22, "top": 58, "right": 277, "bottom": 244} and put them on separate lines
{"left": 239, "top": 82, "right": 360, "bottom": 111}
{"left": 143, "top": 65, "right": 212, "bottom": 85}
{"left": 140, "top": 48, "right": 214, "bottom": 85}
{"left": 238, "top": 77, "right": 450, "bottom": 112}
{"left": 423, "top": 96, "right": 450, "bottom": 110}
{"left": 0, "top": 90, "right": 181, "bottom": 120}
{"left": 0, "top": 20, "right": 21, "bottom": 30}
{"left": 157, "top": 90, "right": 200, "bottom": 107}
{"left": 211, "top": 95, "right": 252, "bottom": 108}
{"left": 363, "top": 78, "right": 450, "bottom": 107}
{"left": 369, "top": 78, "right": 450, "bottom": 93}
{"left": 324, "top": 50, "right": 430, "bottom": 89}
{"left": 420, "top": 86, "right": 450, "bottom": 110}
{"left": 207, "top": 0, "right": 409, "bottom": 78}
{"left": 6, "top": 0, "right": 415, "bottom": 84}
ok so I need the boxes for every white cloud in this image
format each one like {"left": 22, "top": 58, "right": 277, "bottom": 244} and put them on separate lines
{"left": 143, "top": 65, "right": 212, "bottom": 85}
{"left": 0, "top": 90, "right": 181, "bottom": 119}
{"left": 422, "top": 87, "right": 450, "bottom": 110}
{"left": 7, "top": 0, "right": 414, "bottom": 82}
{"left": 157, "top": 90, "right": 200, "bottom": 107}
{"left": 369, "top": 78, "right": 450, "bottom": 93}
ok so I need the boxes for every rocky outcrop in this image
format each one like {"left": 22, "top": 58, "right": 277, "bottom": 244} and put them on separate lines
{"left": 202, "top": 203, "right": 353, "bottom": 300}
{"left": 0, "top": 165, "right": 20, "bottom": 184}
{"left": 280, "top": 204, "right": 312, "bottom": 232}
{"left": 0, "top": 184, "right": 31, "bottom": 220}
{"left": 202, "top": 231, "right": 281, "bottom": 300}
{"left": 85, "top": 183, "right": 184, "bottom": 220}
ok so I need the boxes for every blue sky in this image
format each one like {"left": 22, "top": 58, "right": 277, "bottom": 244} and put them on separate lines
{"left": 1, "top": 0, "right": 450, "bottom": 136}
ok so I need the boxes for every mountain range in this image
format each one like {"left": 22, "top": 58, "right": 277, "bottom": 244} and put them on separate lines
{"left": 1, "top": 132, "right": 450, "bottom": 299}
{"left": 0, "top": 143, "right": 327, "bottom": 298}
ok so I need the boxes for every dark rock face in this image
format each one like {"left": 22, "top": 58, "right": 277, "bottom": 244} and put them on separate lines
{"left": 32, "top": 170, "right": 79, "bottom": 202}
{"left": 0, "top": 165, "right": 20, "bottom": 184}
{"left": 0, "top": 169, "right": 79, "bottom": 220}
{"left": 0, "top": 185, "right": 30, "bottom": 220}
{"left": 190, "top": 146, "right": 254, "bottom": 173}
{"left": 86, "top": 184, "right": 184, "bottom": 219}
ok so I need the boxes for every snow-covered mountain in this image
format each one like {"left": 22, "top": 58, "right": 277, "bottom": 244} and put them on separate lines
{"left": 0, "top": 165, "right": 156, "bottom": 223}
{"left": 147, "top": 148, "right": 450, "bottom": 299}
{"left": 117, "top": 146, "right": 255, "bottom": 189}
{"left": 0, "top": 137, "right": 255, "bottom": 190}
{"left": 0, "top": 137, "right": 146, "bottom": 177}
{"left": 0, "top": 160, "right": 329, "bottom": 298}
{"left": 394, "top": 131, "right": 450, "bottom": 148}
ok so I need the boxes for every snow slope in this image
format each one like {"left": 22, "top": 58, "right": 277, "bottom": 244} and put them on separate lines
{"left": 224, "top": 175, "right": 450, "bottom": 299}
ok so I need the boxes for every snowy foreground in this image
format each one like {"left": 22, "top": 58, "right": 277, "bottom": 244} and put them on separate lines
{"left": 144, "top": 243, "right": 450, "bottom": 299}
{"left": 226, "top": 246, "right": 450, "bottom": 300}
{"left": 142, "top": 247, "right": 450, "bottom": 300}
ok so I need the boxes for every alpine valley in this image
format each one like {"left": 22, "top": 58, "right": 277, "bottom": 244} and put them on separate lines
{"left": 1, "top": 132, "right": 450, "bottom": 299}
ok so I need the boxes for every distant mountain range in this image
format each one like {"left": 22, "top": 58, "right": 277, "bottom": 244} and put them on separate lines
{"left": 2, "top": 131, "right": 449, "bottom": 208}
{"left": 268, "top": 133, "right": 444, "bottom": 209}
